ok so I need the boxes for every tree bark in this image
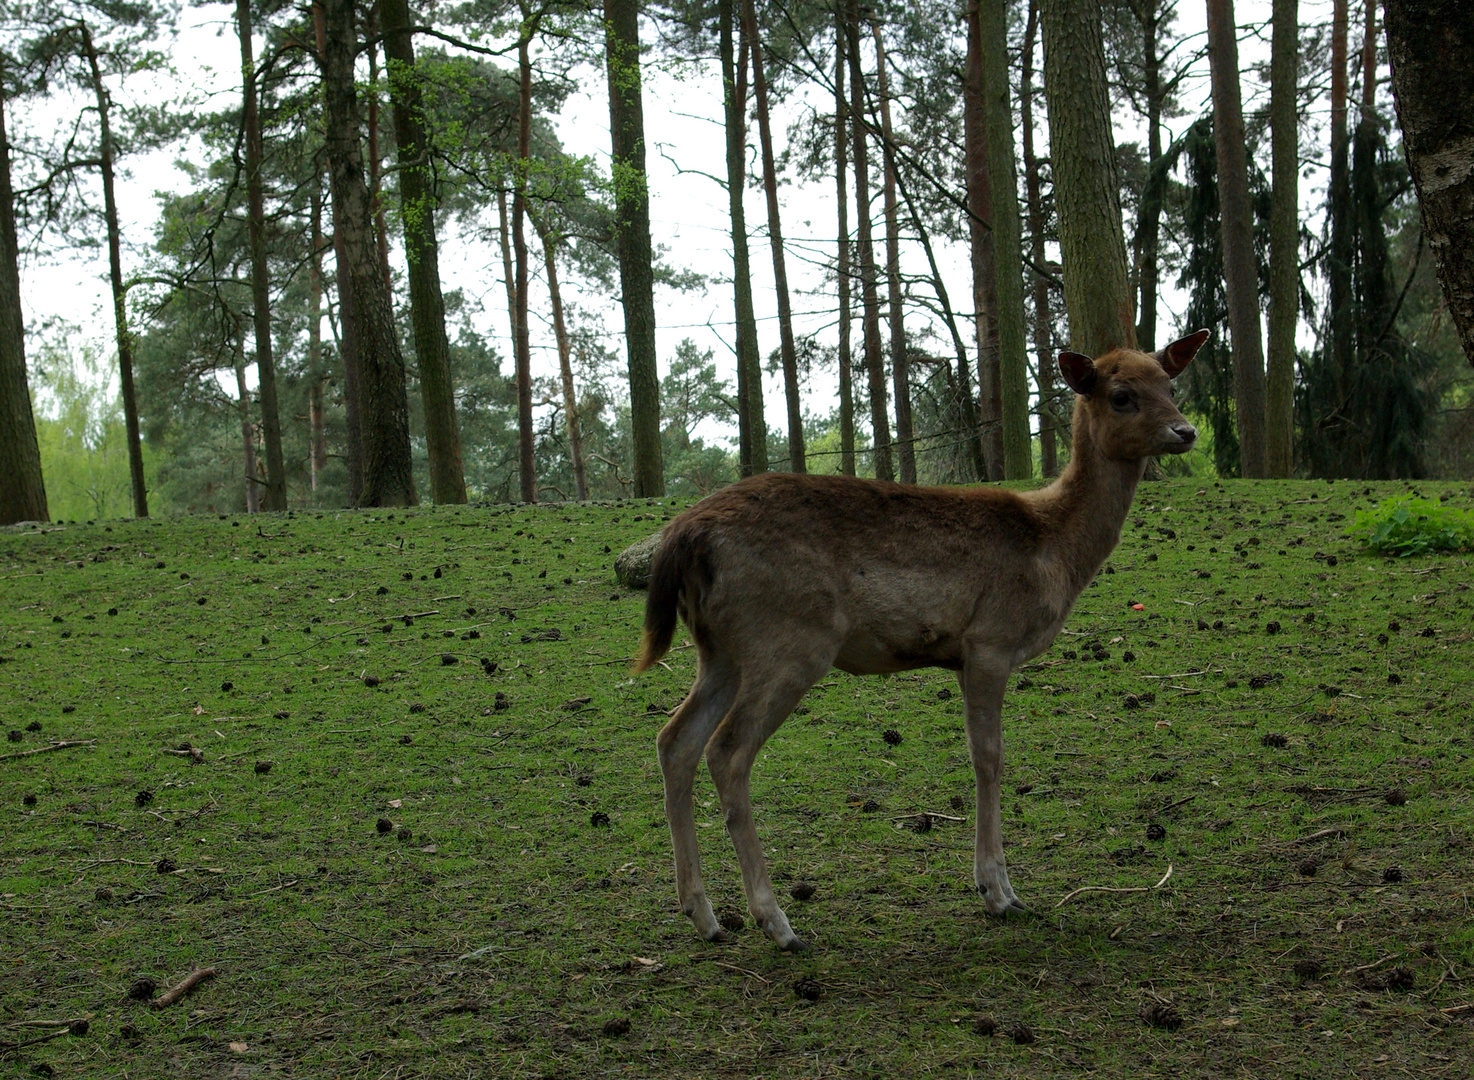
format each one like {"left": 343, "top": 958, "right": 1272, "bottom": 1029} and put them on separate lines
{"left": 1128, "top": 2, "right": 1164, "bottom": 352}
{"left": 314, "top": 2, "right": 363, "bottom": 502}
{"left": 1205, "top": 0, "right": 1269, "bottom": 477}
{"left": 81, "top": 21, "right": 147, "bottom": 517}
{"left": 1328, "top": 0, "right": 1353, "bottom": 400}
{"left": 871, "top": 21, "right": 912, "bottom": 483}
{"left": 964, "top": 1, "right": 1003, "bottom": 479}
{"left": 1039, "top": 0, "right": 1136, "bottom": 360}
{"left": 513, "top": 9, "right": 536, "bottom": 503}
{"left": 744, "top": 0, "right": 805, "bottom": 472}
{"left": 1266, "top": 0, "right": 1299, "bottom": 475}
{"left": 318, "top": 0, "right": 416, "bottom": 507}
{"left": 364, "top": 25, "right": 392, "bottom": 293}
{"left": 536, "top": 218, "right": 589, "bottom": 500}
{"left": 894, "top": 161, "right": 985, "bottom": 480}
{"left": 604, "top": 0, "right": 664, "bottom": 496}
{"left": 496, "top": 186, "right": 518, "bottom": 380}
{"left": 1020, "top": 0, "right": 1057, "bottom": 477}
{"left": 234, "top": 350, "right": 261, "bottom": 514}
{"left": 0, "top": 77, "right": 48, "bottom": 524}
{"left": 846, "top": 3, "right": 892, "bottom": 482}
{"left": 382, "top": 0, "right": 466, "bottom": 504}
{"left": 721, "top": 1, "right": 766, "bottom": 475}
{"left": 978, "top": 0, "right": 1032, "bottom": 480}
{"left": 308, "top": 177, "right": 327, "bottom": 491}
{"left": 834, "top": 14, "right": 855, "bottom": 476}
{"left": 236, "top": 0, "right": 287, "bottom": 510}
{"left": 1384, "top": 0, "right": 1474, "bottom": 366}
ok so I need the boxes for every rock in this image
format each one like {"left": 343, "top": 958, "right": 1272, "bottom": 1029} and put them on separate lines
{"left": 615, "top": 530, "right": 665, "bottom": 589}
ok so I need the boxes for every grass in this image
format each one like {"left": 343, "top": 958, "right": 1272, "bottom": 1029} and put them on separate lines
{"left": 2, "top": 477, "right": 1471, "bottom": 1078}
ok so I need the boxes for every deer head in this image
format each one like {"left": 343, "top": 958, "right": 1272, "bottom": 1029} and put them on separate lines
{"left": 1057, "top": 330, "right": 1210, "bottom": 462}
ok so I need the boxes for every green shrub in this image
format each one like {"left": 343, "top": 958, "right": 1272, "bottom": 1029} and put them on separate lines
{"left": 1353, "top": 496, "right": 1474, "bottom": 556}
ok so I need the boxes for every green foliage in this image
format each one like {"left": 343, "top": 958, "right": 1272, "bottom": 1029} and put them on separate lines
{"left": 1353, "top": 496, "right": 1474, "bottom": 557}
{"left": 30, "top": 333, "right": 154, "bottom": 521}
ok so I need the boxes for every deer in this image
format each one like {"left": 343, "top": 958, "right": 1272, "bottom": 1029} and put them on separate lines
{"left": 633, "top": 330, "right": 1209, "bottom": 951}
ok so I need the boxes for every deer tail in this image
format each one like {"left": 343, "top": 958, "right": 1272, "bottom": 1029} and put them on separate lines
{"left": 633, "top": 526, "right": 702, "bottom": 673}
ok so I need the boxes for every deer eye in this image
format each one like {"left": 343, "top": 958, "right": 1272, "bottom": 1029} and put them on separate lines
{"left": 1109, "top": 389, "right": 1132, "bottom": 409}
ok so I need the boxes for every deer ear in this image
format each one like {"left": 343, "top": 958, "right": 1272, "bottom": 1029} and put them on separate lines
{"left": 1058, "top": 352, "right": 1098, "bottom": 396}
{"left": 1156, "top": 329, "right": 1211, "bottom": 378}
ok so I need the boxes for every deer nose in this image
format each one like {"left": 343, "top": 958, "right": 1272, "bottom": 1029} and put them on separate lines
{"left": 1171, "top": 422, "right": 1197, "bottom": 445}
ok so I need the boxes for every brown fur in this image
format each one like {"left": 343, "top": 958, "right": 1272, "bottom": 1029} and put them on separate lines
{"left": 635, "top": 332, "right": 1209, "bottom": 950}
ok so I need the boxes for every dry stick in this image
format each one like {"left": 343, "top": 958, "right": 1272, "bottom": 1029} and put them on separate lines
{"left": 0, "top": 1025, "right": 76, "bottom": 1053}
{"left": 1153, "top": 795, "right": 1197, "bottom": 816}
{"left": 1055, "top": 864, "right": 1174, "bottom": 908}
{"left": 1440, "top": 1003, "right": 1474, "bottom": 1015}
{"left": 151, "top": 967, "right": 218, "bottom": 1009}
{"left": 0, "top": 739, "right": 97, "bottom": 762}
{"left": 1292, "top": 826, "right": 1349, "bottom": 845}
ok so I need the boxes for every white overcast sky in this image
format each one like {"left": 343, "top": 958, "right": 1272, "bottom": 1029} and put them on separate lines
{"left": 18, "top": 1, "right": 1352, "bottom": 440}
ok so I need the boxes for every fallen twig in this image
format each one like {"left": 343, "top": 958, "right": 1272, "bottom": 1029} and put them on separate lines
{"left": 1055, "top": 864, "right": 1174, "bottom": 908}
{"left": 890, "top": 811, "right": 965, "bottom": 823}
{"left": 1342, "top": 952, "right": 1399, "bottom": 976}
{"left": 0, "top": 739, "right": 97, "bottom": 763}
{"left": 0, "top": 1022, "right": 87, "bottom": 1053}
{"left": 1440, "top": 1003, "right": 1474, "bottom": 1015}
{"left": 1292, "top": 826, "right": 1349, "bottom": 845}
{"left": 1152, "top": 795, "right": 1196, "bottom": 816}
{"left": 247, "top": 880, "right": 299, "bottom": 897}
{"left": 151, "top": 967, "right": 218, "bottom": 1009}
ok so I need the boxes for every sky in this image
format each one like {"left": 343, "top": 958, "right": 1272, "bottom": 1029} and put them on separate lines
{"left": 16, "top": 0, "right": 1352, "bottom": 449}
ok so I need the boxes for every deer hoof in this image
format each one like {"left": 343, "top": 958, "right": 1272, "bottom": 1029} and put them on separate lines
{"left": 779, "top": 934, "right": 811, "bottom": 953}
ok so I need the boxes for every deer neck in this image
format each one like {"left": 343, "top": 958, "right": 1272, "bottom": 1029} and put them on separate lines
{"left": 1040, "top": 406, "right": 1147, "bottom": 594}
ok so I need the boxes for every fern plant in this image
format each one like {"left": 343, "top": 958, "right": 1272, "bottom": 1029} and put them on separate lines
{"left": 1353, "top": 497, "right": 1474, "bottom": 557}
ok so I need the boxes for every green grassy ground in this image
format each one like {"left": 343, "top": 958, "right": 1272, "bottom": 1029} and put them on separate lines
{"left": 2, "top": 478, "right": 1471, "bottom": 1079}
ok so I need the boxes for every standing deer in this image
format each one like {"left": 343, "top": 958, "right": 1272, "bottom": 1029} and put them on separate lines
{"left": 635, "top": 331, "right": 1209, "bottom": 950}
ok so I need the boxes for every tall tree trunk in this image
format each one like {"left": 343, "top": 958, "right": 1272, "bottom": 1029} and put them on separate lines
{"left": 1020, "top": 0, "right": 1057, "bottom": 477}
{"left": 1039, "top": 0, "right": 1136, "bottom": 361}
{"left": 382, "top": 0, "right": 466, "bottom": 504}
{"left": 81, "top": 22, "right": 147, "bottom": 517}
{"left": 496, "top": 187, "right": 518, "bottom": 376}
{"left": 871, "top": 22, "right": 913, "bottom": 483}
{"left": 846, "top": 4, "right": 892, "bottom": 482}
{"left": 721, "top": 0, "right": 766, "bottom": 475}
{"left": 979, "top": 0, "right": 1032, "bottom": 480}
{"left": 834, "top": 14, "right": 855, "bottom": 476}
{"left": 234, "top": 350, "right": 262, "bottom": 514}
{"left": 604, "top": 0, "right": 664, "bottom": 496}
{"left": 318, "top": 0, "right": 416, "bottom": 507}
{"left": 364, "top": 23, "right": 392, "bottom": 292}
{"left": 1266, "top": 0, "right": 1299, "bottom": 475}
{"left": 744, "top": 0, "right": 805, "bottom": 473}
{"left": 536, "top": 219, "right": 589, "bottom": 500}
{"left": 308, "top": 178, "right": 327, "bottom": 491}
{"left": 237, "top": 0, "right": 287, "bottom": 511}
{"left": 1132, "top": 0, "right": 1165, "bottom": 352}
{"left": 964, "top": 1, "right": 1003, "bottom": 479}
{"left": 314, "top": 2, "right": 363, "bottom": 502}
{"left": 1385, "top": 0, "right": 1474, "bottom": 365}
{"left": 1328, "top": 0, "right": 1353, "bottom": 404}
{"left": 0, "top": 78, "right": 48, "bottom": 524}
{"left": 1205, "top": 0, "right": 1269, "bottom": 477}
{"left": 894, "top": 161, "right": 986, "bottom": 480}
{"left": 513, "top": 11, "right": 536, "bottom": 504}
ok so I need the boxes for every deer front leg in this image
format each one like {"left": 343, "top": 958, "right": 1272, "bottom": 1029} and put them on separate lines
{"left": 959, "top": 652, "right": 1029, "bottom": 917}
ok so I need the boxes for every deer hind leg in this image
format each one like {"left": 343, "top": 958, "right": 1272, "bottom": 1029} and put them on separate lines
{"left": 960, "top": 653, "right": 1029, "bottom": 917}
{"left": 704, "top": 650, "right": 833, "bottom": 951}
{"left": 656, "top": 650, "right": 739, "bottom": 942}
